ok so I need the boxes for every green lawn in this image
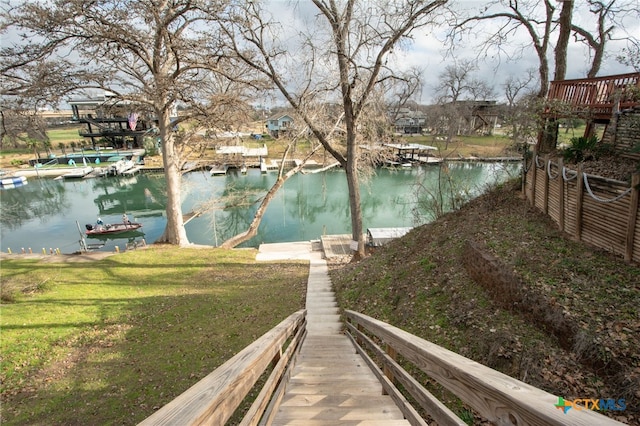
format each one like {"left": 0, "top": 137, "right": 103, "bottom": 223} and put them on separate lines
{"left": 47, "top": 126, "right": 84, "bottom": 144}
{"left": 0, "top": 246, "right": 308, "bottom": 425}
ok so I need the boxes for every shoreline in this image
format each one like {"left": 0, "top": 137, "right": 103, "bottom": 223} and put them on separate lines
{"left": 3, "top": 156, "right": 522, "bottom": 179}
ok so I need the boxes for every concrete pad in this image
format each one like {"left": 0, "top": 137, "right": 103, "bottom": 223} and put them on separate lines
{"left": 255, "top": 241, "right": 314, "bottom": 261}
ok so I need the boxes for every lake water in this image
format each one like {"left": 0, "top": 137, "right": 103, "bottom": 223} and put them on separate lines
{"left": 0, "top": 162, "right": 520, "bottom": 254}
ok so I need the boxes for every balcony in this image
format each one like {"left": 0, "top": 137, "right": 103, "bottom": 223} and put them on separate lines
{"left": 545, "top": 72, "right": 640, "bottom": 121}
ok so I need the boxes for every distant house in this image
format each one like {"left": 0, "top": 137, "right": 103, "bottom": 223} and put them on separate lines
{"left": 392, "top": 108, "right": 426, "bottom": 134}
{"left": 265, "top": 114, "right": 294, "bottom": 138}
{"left": 444, "top": 100, "right": 499, "bottom": 136}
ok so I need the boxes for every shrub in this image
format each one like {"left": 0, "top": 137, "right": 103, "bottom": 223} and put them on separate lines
{"left": 562, "top": 135, "right": 599, "bottom": 164}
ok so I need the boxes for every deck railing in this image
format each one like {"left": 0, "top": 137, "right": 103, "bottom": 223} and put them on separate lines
{"left": 546, "top": 72, "right": 640, "bottom": 119}
{"left": 138, "top": 310, "right": 306, "bottom": 426}
{"left": 344, "top": 310, "right": 625, "bottom": 426}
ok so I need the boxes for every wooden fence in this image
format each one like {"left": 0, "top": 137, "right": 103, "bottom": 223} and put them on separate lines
{"left": 525, "top": 154, "right": 639, "bottom": 263}
{"left": 344, "top": 310, "right": 624, "bottom": 426}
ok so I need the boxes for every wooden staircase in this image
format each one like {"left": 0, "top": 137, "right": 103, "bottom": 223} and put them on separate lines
{"left": 270, "top": 253, "right": 409, "bottom": 425}
{"left": 139, "top": 241, "right": 627, "bottom": 426}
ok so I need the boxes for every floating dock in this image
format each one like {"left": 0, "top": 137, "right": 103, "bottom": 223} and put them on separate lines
{"left": 1, "top": 175, "right": 27, "bottom": 186}
{"left": 367, "top": 227, "right": 413, "bottom": 247}
{"left": 209, "top": 164, "right": 229, "bottom": 175}
{"left": 121, "top": 166, "right": 143, "bottom": 175}
{"left": 54, "top": 167, "right": 94, "bottom": 180}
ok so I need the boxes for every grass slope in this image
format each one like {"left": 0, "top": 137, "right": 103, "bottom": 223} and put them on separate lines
{"left": 0, "top": 246, "right": 307, "bottom": 425}
{"left": 330, "top": 180, "right": 639, "bottom": 424}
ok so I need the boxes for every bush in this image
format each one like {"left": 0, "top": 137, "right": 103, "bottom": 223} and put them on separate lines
{"left": 562, "top": 135, "right": 599, "bottom": 164}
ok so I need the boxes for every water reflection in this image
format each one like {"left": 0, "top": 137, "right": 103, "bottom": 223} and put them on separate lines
{"left": 0, "top": 162, "right": 520, "bottom": 253}
{"left": 0, "top": 179, "right": 71, "bottom": 230}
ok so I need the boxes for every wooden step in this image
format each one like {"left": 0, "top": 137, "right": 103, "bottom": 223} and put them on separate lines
{"left": 271, "top": 405, "right": 406, "bottom": 422}
{"left": 271, "top": 420, "right": 410, "bottom": 426}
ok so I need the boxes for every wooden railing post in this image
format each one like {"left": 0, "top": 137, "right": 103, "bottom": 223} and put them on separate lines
{"left": 558, "top": 157, "right": 565, "bottom": 232}
{"left": 382, "top": 344, "right": 397, "bottom": 396}
{"left": 356, "top": 322, "right": 364, "bottom": 347}
{"left": 575, "top": 165, "right": 584, "bottom": 241}
{"left": 625, "top": 173, "right": 640, "bottom": 262}
{"left": 528, "top": 150, "right": 538, "bottom": 206}
{"left": 542, "top": 154, "right": 549, "bottom": 214}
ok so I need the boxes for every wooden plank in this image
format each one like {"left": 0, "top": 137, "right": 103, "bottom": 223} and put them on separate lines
{"left": 284, "top": 380, "right": 384, "bottom": 395}
{"left": 279, "top": 394, "right": 404, "bottom": 408}
{"left": 527, "top": 152, "right": 537, "bottom": 205}
{"left": 271, "top": 420, "right": 410, "bottom": 426}
{"left": 558, "top": 157, "right": 566, "bottom": 232}
{"left": 272, "top": 405, "right": 406, "bottom": 421}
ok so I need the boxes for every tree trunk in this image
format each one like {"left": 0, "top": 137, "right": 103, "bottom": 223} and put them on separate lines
{"left": 156, "top": 108, "right": 189, "bottom": 246}
{"left": 220, "top": 174, "right": 285, "bottom": 249}
{"left": 554, "top": 0, "right": 573, "bottom": 80}
{"left": 344, "top": 133, "right": 365, "bottom": 261}
{"left": 537, "top": 118, "right": 559, "bottom": 153}
{"left": 221, "top": 144, "right": 321, "bottom": 249}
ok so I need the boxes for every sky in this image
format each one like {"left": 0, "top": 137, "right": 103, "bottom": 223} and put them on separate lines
{"left": 3, "top": 0, "right": 638, "bottom": 108}
{"left": 266, "top": 0, "right": 639, "bottom": 105}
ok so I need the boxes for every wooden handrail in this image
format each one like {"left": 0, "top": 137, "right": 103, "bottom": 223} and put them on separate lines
{"left": 138, "top": 309, "right": 306, "bottom": 426}
{"left": 344, "top": 310, "right": 625, "bottom": 426}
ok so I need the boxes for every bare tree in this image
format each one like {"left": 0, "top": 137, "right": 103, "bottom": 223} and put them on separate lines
{"left": 617, "top": 39, "right": 640, "bottom": 72}
{"left": 449, "top": 0, "right": 638, "bottom": 152}
{"left": 571, "top": 0, "right": 640, "bottom": 78}
{"left": 433, "top": 60, "right": 493, "bottom": 146}
{"left": 223, "top": 0, "right": 447, "bottom": 260}
{"left": 503, "top": 69, "right": 539, "bottom": 147}
{"left": 386, "top": 67, "right": 423, "bottom": 132}
{"left": 451, "top": 1, "right": 557, "bottom": 99}
{"left": 220, "top": 142, "right": 323, "bottom": 249}
{"left": 2, "top": 0, "right": 259, "bottom": 246}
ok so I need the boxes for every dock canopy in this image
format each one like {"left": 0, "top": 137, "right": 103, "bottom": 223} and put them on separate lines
{"left": 383, "top": 143, "right": 438, "bottom": 152}
{"left": 216, "top": 144, "right": 268, "bottom": 157}
{"left": 367, "top": 227, "right": 412, "bottom": 247}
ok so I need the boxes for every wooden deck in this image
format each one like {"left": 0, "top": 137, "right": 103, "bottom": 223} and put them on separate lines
{"left": 546, "top": 72, "right": 639, "bottom": 120}
{"left": 270, "top": 252, "right": 410, "bottom": 425}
